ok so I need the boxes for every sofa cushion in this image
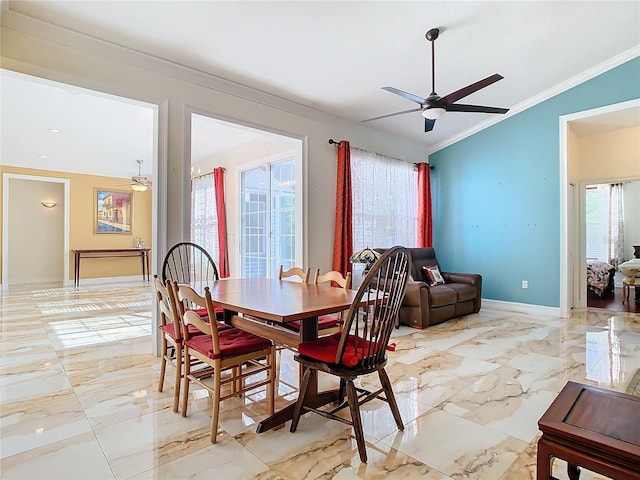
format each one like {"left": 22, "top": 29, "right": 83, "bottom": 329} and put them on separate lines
{"left": 429, "top": 285, "right": 458, "bottom": 306}
{"left": 446, "top": 283, "right": 477, "bottom": 303}
{"left": 423, "top": 265, "right": 445, "bottom": 286}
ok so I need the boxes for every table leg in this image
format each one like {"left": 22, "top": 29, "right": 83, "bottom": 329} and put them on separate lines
{"left": 299, "top": 316, "right": 319, "bottom": 396}
{"left": 74, "top": 252, "right": 80, "bottom": 286}
{"left": 536, "top": 437, "right": 552, "bottom": 480}
{"left": 146, "top": 251, "right": 150, "bottom": 281}
{"left": 256, "top": 314, "right": 343, "bottom": 433}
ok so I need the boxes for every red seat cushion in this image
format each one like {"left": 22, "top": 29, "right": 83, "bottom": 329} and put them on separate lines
{"left": 185, "top": 328, "right": 272, "bottom": 360}
{"left": 297, "top": 332, "right": 379, "bottom": 367}
{"left": 288, "top": 314, "right": 341, "bottom": 332}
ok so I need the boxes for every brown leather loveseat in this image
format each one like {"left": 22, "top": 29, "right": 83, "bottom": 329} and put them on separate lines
{"left": 376, "top": 247, "right": 482, "bottom": 328}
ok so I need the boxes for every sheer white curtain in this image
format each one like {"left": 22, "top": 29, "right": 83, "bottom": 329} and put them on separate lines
{"left": 608, "top": 183, "right": 625, "bottom": 267}
{"left": 351, "top": 147, "right": 417, "bottom": 252}
{"left": 190, "top": 173, "right": 220, "bottom": 265}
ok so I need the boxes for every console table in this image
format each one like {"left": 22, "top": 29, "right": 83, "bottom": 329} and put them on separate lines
{"left": 537, "top": 381, "right": 640, "bottom": 480}
{"left": 73, "top": 248, "right": 151, "bottom": 286}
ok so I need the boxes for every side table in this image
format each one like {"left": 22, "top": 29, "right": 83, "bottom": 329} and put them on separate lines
{"left": 537, "top": 381, "right": 640, "bottom": 480}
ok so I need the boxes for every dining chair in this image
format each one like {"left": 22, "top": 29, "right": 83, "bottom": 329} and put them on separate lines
{"left": 289, "top": 246, "right": 410, "bottom": 463}
{"left": 279, "top": 265, "right": 311, "bottom": 283}
{"left": 162, "top": 241, "right": 223, "bottom": 320}
{"left": 176, "top": 283, "right": 276, "bottom": 443}
{"left": 162, "top": 241, "right": 220, "bottom": 285}
{"left": 153, "top": 274, "right": 205, "bottom": 413}
{"left": 285, "top": 269, "right": 352, "bottom": 336}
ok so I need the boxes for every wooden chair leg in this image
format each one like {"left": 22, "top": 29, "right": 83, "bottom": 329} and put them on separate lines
{"left": 378, "top": 368, "right": 403, "bottom": 430}
{"left": 338, "top": 378, "right": 346, "bottom": 404}
{"left": 181, "top": 352, "right": 191, "bottom": 417}
{"left": 158, "top": 338, "right": 168, "bottom": 392}
{"left": 345, "top": 379, "right": 367, "bottom": 463}
{"left": 211, "top": 366, "right": 221, "bottom": 443}
{"left": 172, "top": 344, "right": 182, "bottom": 413}
{"left": 268, "top": 349, "right": 275, "bottom": 414}
{"left": 290, "top": 368, "right": 313, "bottom": 432}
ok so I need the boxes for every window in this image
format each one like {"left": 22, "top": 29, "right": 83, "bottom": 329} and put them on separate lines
{"left": 190, "top": 173, "right": 220, "bottom": 265}
{"left": 240, "top": 159, "right": 297, "bottom": 277}
{"left": 585, "top": 183, "right": 625, "bottom": 264}
{"left": 351, "top": 147, "right": 418, "bottom": 251}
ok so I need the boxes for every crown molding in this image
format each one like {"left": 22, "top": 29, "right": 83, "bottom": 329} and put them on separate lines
{"left": 427, "top": 44, "right": 640, "bottom": 155}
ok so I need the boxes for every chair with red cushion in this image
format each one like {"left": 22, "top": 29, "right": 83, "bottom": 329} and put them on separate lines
{"left": 289, "top": 246, "right": 410, "bottom": 463}
{"left": 154, "top": 274, "right": 205, "bottom": 413}
{"left": 285, "top": 270, "right": 352, "bottom": 336}
{"left": 177, "top": 283, "right": 276, "bottom": 443}
{"left": 162, "top": 242, "right": 225, "bottom": 320}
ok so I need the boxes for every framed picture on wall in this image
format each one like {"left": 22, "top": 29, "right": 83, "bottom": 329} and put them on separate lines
{"left": 94, "top": 188, "right": 133, "bottom": 234}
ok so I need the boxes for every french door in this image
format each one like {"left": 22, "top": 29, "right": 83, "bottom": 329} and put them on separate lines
{"left": 240, "top": 160, "right": 297, "bottom": 278}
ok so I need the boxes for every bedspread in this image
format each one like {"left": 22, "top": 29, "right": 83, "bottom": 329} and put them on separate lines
{"left": 587, "top": 260, "right": 615, "bottom": 297}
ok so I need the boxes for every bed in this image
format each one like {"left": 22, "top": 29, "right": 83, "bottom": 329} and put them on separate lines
{"left": 587, "top": 260, "right": 616, "bottom": 297}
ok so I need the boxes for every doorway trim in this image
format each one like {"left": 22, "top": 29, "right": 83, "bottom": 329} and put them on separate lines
{"left": 2, "top": 173, "right": 70, "bottom": 288}
{"left": 559, "top": 98, "right": 640, "bottom": 316}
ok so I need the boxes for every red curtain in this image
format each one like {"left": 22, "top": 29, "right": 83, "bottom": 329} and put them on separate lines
{"left": 332, "top": 141, "right": 353, "bottom": 275}
{"left": 417, "top": 162, "right": 433, "bottom": 247}
{"left": 214, "top": 167, "right": 230, "bottom": 277}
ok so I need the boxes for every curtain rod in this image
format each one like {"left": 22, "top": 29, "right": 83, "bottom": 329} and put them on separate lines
{"left": 414, "top": 162, "right": 435, "bottom": 170}
{"left": 329, "top": 138, "right": 434, "bottom": 169}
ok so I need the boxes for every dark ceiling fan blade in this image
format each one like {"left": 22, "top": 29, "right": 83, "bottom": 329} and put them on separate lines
{"left": 362, "top": 107, "right": 422, "bottom": 123}
{"left": 382, "top": 86, "right": 426, "bottom": 105}
{"left": 425, "top": 118, "right": 436, "bottom": 132}
{"left": 439, "top": 74, "right": 504, "bottom": 106}
{"left": 447, "top": 103, "right": 509, "bottom": 114}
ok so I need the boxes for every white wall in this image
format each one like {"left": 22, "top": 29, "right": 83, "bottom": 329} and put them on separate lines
{"left": 1, "top": 24, "right": 427, "bottom": 275}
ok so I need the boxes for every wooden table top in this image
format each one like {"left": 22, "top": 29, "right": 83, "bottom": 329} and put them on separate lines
{"left": 202, "top": 277, "right": 359, "bottom": 324}
{"left": 538, "top": 381, "right": 640, "bottom": 458}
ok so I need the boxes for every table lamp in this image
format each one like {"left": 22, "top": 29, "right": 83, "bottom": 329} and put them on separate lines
{"left": 349, "top": 247, "right": 381, "bottom": 276}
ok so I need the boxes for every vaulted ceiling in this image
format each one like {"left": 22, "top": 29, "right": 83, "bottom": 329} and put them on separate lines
{"left": 2, "top": 1, "right": 639, "bottom": 178}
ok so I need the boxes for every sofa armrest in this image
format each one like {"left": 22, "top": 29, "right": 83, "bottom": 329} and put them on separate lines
{"left": 442, "top": 272, "right": 482, "bottom": 312}
{"left": 402, "top": 280, "right": 430, "bottom": 307}
{"left": 443, "top": 272, "right": 480, "bottom": 286}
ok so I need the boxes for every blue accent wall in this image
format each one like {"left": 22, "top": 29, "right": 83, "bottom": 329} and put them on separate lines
{"left": 429, "top": 57, "right": 640, "bottom": 307}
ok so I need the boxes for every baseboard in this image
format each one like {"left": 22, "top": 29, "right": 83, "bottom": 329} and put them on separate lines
{"left": 481, "top": 298, "right": 563, "bottom": 318}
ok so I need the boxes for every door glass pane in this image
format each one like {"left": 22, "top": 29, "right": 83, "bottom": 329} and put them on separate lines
{"left": 241, "top": 167, "right": 267, "bottom": 277}
{"left": 240, "top": 160, "right": 296, "bottom": 278}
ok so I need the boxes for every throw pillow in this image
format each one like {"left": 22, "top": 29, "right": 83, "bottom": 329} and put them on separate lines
{"left": 423, "top": 265, "right": 445, "bottom": 286}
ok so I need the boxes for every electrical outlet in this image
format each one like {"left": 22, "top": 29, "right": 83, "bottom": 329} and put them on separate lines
{"left": 522, "top": 280, "right": 528, "bottom": 289}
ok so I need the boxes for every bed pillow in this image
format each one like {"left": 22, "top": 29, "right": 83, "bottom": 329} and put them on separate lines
{"left": 423, "top": 265, "right": 445, "bottom": 286}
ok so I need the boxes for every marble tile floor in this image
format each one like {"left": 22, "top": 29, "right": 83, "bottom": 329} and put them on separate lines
{"left": 1, "top": 281, "right": 639, "bottom": 480}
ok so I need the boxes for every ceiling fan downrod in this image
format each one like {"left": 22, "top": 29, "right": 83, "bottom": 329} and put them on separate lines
{"left": 425, "top": 28, "right": 440, "bottom": 97}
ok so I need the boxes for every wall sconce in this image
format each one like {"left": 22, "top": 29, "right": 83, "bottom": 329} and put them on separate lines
{"left": 41, "top": 201, "right": 57, "bottom": 208}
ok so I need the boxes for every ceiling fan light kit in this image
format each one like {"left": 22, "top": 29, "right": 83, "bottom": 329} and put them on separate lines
{"left": 128, "top": 159, "right": 151, "bottom": 191}
{"left": 422, "top": 107, "right": 446, "bottom": 120}
{"left": 362, "top": 27, "right": 509, "bottom": 132}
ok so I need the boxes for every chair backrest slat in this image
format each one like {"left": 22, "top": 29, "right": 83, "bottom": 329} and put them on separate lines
{"left": 335, "top": 247, "right": 409, "bottom": 368}
{"left": 279, "top": 265, "right": 311, "bottom": 283}
{"left": 162, "top": 242, "right": 219, "bottom": 286}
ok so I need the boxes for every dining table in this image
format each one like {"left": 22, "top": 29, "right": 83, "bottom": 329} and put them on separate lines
{"left": 203, "top": 277, "right": 360, "bottom": 433}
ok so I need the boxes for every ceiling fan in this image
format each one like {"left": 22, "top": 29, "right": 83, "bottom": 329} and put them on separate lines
{"left": 124, "top": 159, "right": 152, "bottom": 192}
{"left": 362, "top": 28, "right": 509, "bottom": 132}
